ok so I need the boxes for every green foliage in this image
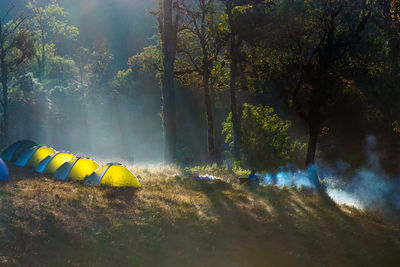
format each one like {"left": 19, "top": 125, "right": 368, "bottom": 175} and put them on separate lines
{"left": 2, "top": 0, "right": 400, "bottom": 169}
{"left": 222, "top": 103, "right": 306, "bottom": 171}
{"left": 85, "top": 46, "right": 115, "bottom": 92}
{"left": 27, "top": 0, "right": 79, "bottom": 41}
{"left": 174, "top": 0, "right": 226, "bottom": 88}
{"left": 46, "top": 56, "right": 79, "bottom": 86}
{"left": 27, "top": 0, "right": 79, "bottom": 80}
{"left": 113, "top": 68, "right": 137, "bottom": 97}
{"left": 10, "top": 72, "right": 43, "bottom": 101}
{"left": 128, "top": 45, "right": 161, "bottom": 75}
{"left": 0, "top": 21, "right": 36, "bottom": 73}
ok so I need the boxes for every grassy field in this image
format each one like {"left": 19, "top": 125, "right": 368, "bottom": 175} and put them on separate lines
{"left": 0, "top": 163, "right": 399, "bottom": 266}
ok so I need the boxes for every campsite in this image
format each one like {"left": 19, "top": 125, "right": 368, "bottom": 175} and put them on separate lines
{"left": 1, "top": 0, "right": 400, "bottom": 266}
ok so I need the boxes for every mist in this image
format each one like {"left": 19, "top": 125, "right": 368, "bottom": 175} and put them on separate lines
{"left": 1, "top": 0, "right": 400, "bottom": 209}
{"left": 2, "top": 0, "right": 166, "bottom": 163}
{"left": 259, "top": 136, "right": 400, "bottom": 212}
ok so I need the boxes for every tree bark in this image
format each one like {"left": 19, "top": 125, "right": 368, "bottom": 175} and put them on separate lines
{"left": 203, "top": 68, "right": 217, "bottom": 162}
{"left": 0, "top": 25, "right": 8, "bottom": 146}
{"left": 160, "top": 0, "right": 177, "bottom": 163}
{"left": 1, "top": 76, "right": 8, "bottom": 146}
{"left": 210, "top": 84, "right": 220, "bottom": 162}
{"left": 36, "top": 34, "right": 46, "bottom": 82}
{"left": 227, "top": 1, "right": 241, "bottom": 161}
{"left": 161, "top": 63, "right": 177, "bottom": 163}
{"left": 391, "top": 34, "right": 399, "bottom": 80}
{"left": 197, "top": 0, "right": 217, "bottom": 163}
{"left": 305, "top": 120, "right": 320, "bottom": 166}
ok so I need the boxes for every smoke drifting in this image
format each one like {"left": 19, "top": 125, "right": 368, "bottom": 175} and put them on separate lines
{"left": 260, "top": 136, "right": 400, "bottom": 212}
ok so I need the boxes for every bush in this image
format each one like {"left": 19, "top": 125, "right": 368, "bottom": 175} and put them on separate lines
{"left": 222, "top": 103, "right": 305, "bottom": 172}
{"left": 46, "top": 56, "right": 79, "bottom": 86}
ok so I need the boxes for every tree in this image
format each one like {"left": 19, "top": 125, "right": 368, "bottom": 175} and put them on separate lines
{"left": 125, "top": 1, "right": 180, "bottom": 163}
{"left": 250, "top": 0, "right": 370, "bottom": 166}
{"left": 0, "top": 6, "right": 35, "bottom": 145}
{"left": 223, "top": 103, "right": 305, "bottom": 171}
{"left": 158, "top": 0, "right": 180, "bottom": 163}
{"left": 365, "top": 0, "right": 400, "bottom": 124}
{"left": 85, "top": 42, "right": 115, "bottom": 98}
{"left": 219, "top": 0, "right": 271, "bottom": 161}
{"left": 175, "top": 0, "right": 224, "bottom": 162}
{"left": 27, "top": 0, "right": 78, "bottom": 81}
{"left": 131, "top": 1, "right": 229, "bottom": 163}
{"left": 366, "top": 0, "right": 400, "bottom": 79}
{"left": 46, "top": 56, "right": 79, "bottom": 86}
{"left": 294, "top": 1, "right": 370, "bottom": 166}
{"left": 222, "top": 0, "right": 241, "bottom": 161}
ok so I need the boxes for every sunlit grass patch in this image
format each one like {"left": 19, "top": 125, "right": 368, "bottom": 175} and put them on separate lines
{"left": 184, "top": 163, "right": 249, "bottom": 182}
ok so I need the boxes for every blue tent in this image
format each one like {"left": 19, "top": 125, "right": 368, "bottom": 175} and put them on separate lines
{"left": 0, "top": 158, "right": 9, "bottom": 181}
{"left": 1, "top": 140, "right": 37, "bottom": 162}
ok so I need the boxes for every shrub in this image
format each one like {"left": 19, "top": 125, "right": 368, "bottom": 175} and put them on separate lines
{"left": 222, "top": 103, "right": 305, "bottom": 172}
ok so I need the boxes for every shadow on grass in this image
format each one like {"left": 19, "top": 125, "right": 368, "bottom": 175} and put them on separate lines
{"left": 180, "top": 179, "right": 400, "bottom": 267}
{"left": 0, "top": 212, "right": 147, "bottom": 266}
{"left": 99, "top": 187, "right": 140, "bottom": 202}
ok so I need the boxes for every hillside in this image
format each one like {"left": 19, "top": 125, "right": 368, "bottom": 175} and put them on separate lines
{"left": 0, "top": 163, "right": 399, "bottom": 266}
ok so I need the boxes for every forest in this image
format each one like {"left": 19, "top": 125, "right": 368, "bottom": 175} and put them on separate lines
{"left": 1, "top": 0, "right": 400, "bottom": 173}
{"left": 0, "top": 0, "right": 400, "bottom": 266}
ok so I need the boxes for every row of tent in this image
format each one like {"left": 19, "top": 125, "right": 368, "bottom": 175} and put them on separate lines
{"left": 1, "top": 140, "right": 141, "bottom": 187}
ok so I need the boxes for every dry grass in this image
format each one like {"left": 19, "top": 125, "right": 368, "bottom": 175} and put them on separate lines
{"left": 0, "top": 163, "right": 399, "bottom": 266}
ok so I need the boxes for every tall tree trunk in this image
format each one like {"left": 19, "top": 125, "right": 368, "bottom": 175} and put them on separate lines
{"left": 203, "top": 69, "right": 217, "bottom": 162}
{"left": 1, "top": 71, "right": 8, "bottom": 146}
{"left": 209, "top": 85, "right": 220, "bottom": 162}
{"left": 304, "top": 84, "right": 323, "bottom": 167}
{"left": 161, "top": 74, "right": 177, "bottom": 163}
{"left": 391, "top": 35, "right": 399, "bottom": 81}
{"left": 38, "top": 35, "right": 46, "bottom": 81}
{"left": 198, "top": 1, "right": 217, "bottom": 163}
{"left": 160, "top": 0, "right": 177, "bottom": 163}
{"left": 305, "top": 119, "right": 325, "bottom": 192}
{"left": 227, "top": 1, "right": 241, "bottom": 161}
{"left": 305, "top": 120, "right": 320, "bottom": 166}
{"left": 0, "top": 32, "right": 8, "bottom": 146}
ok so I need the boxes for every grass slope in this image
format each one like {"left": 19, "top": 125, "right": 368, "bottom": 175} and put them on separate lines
{"left": 0, "top": 164, "right": 399, "bottom": 266}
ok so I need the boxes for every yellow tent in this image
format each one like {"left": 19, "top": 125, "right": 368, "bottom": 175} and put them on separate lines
{"left": 36, "top": 152, "right": 75, "bottom": 174}
{"left": 15, "top": 146, "right": 56, "bottom": 168}
{"left": 84, "top": 163, "right": 141, "bottom": 187}
{"left": 55, "top": 157, "right": 100, "bottom": 181}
